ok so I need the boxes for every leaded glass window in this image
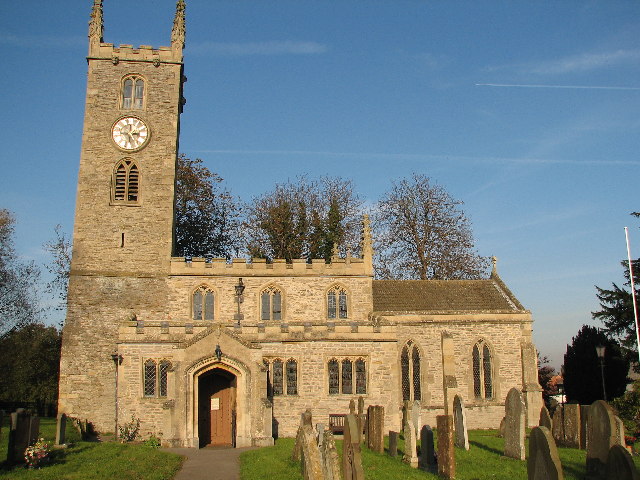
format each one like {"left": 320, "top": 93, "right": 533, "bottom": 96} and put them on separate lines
{"left": 473, "top": 344, "right": 481, "bottom": 397}
{"left": 261, "top": 287, "right": 283, "bottom": 321}
{"left": 483, "top": 344, "right": 493, "bottom": 398}
{"left": 193, "top": 290, "right": 202, "bottom": 320}
{"left": 144, "top": 359, "right": 156, "bottom": 396}
{"left": 327, "top": 291, "right": 336, "bottom": 319}
{"left": 401, "top": 346, "right": 410, "bottom": 401}
{"left": 341, "top": 359, "right": 353, "bottom": 394}
{"left": 355, "top": 358, "right": 366, "bottom": 394}
{"left": 472, "top": 340, "right": 493, "bottom": 399}
{"left": 204, "top": 291, "right": 214, "bottom": 320}
{"left": 412, "top": 347, "right": 421, "bottom": 401}
{"left": 327, "top": 286, "right": 348, "bottom": 319}
{"left": 193, "top": 286, "right": 214, "bottom": 321}
{"left": 122, "top": 76, "right": 144, "bottom": 109}
{"left": 286, "top": 359, "right": 298, "bottom": 395}
{"left": 328, "top": 359, "right": 339, "bottom": 395}
{"left": 159, "top": 360, "right": 171, "bottom": 397}
{"left": 272, "top": 359, "right": 283, "bottom": 396}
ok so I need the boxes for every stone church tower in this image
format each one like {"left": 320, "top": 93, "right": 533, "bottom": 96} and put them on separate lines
{"left": 59, "top": 1, "right": 542, "bottom": 448}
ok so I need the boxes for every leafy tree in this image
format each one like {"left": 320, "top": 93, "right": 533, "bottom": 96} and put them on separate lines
{"left": 537, "top": 353, "right": 557, "bottom": 408}
{"left": 0, "top": 209, "right": 41, "bottom": 338}
{"left": 244, "top": 176, "right": 362, "bottom": 262}
{"left": 611, "top": 380, "right": 640, "bottom": 441}
{"left": 43, "top": 224, "right": 72, "bottom": 312}
{"left": 563, "top": 325, "right": 629, "bottom": 404}
{"left": 174, "top": 155, "right": 242, "bottom": 258}
{"left": 0, "top": 323, "right": 61, "bottom": 414}
{"left": 373, "top": 173, "right": 488, "bottom": 280}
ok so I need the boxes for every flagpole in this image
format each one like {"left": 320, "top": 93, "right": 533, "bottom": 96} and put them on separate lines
{"left": 624, "top": 227, "right": 640, "bottom": 365}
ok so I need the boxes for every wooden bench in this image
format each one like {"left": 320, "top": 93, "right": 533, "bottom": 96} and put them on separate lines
{"left": 329, "top": 414, "right": 346, "bottom": 434}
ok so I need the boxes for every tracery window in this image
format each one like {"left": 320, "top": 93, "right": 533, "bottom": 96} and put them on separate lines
{"left": 401, "top": 341, "right": 421, "bottom": 401}
{"left": 261, "top": 286, "right": 282, "bottom": 321}
{"left": 192, "top": 286, "right": 214, "bottom": 321}
{"left": 473, "top": 340, "right": 493, "bottom": 399}
{"left": 264, "top": 357, "right": 298, "bottom": 396}
{"left": 143, "top": 359, "right": 171, "bottom": 398}
{"left": 122, "top": 75, "right": 145, "bottom": 109}
{"left": 112, "top": 159, "right": 139, "bottom": 204}
{"left": 327, "top": 357, "right": 366, "bottom": 395}
{"left": 327, "top": 285, "right": 348, "bottom": 319}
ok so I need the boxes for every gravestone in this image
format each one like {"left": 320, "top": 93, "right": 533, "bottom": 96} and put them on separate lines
{"left": 605, "top": 444, "right": 640, "bottom": 480}
{"left": 349, "top": 399, "right": 356, "bottom": 416}
{"left": 499, "top": 416, "right": 506, "bottom": 437}
{"left": 55, "top": 413, "right": 67, "bottom": 446}
{"left": 504, "top": 387, "right": 526, "bottom": 460}
{"left": 316, "top": 423, "right": 325, "bottom": 448}
{"left": 342, "top": 414, "right": 364, "bottom": 480}
{"left": 357, "top": 396, "right": 365, "bottom": 441}
{"left": 527, "top": 426, "right": 563, "bottom": 480}
{"left": 388, "top": 431, "right": 398, "bottom": 457}
{"left": 453, "top": 394, "right": 469, "bottom": 450}
{"left": 553, "top": 404, "right": 581, "bottom": 448}
{"left": 7, "top": 409, "right": 38, "bottom": 465}
{"left": 419, "top": 425, "right": 436, "bottom": 473}
{"left": 293, "top": 425, "right": 305, "bottom": 462}
{"left": 366, "top": 405, "right": 384, "bottom": 453}
{"left": 299, "top": 424, "right": 324, "bottom": 480}
{"left": 580, "top": 405, "right": 589, "bottom": 450}
{"left": 402, "top": 414, "right": 418, "bottom": 467}
{"left": 586, "top": 400, "right": 617, "bottom": 479}
{"left": 539, "top": 406, "right": 552, "bottom": 430}
{"left": 614, "top": 416, "right": 625, "bottom": 446}
{"left": 321, "top": 429, "right": 342, "bottom": 480}
{"left": 551, "top": 407, "right": 563, "bottom": 443}
{"left": 302, "top": 409, "right": 313, "bottom": 427}
{"left": 437, "top": 415, "right": 455, "bottom": 480}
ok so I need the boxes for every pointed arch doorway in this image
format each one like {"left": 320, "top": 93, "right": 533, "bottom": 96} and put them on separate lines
{"left": 198, "top": 368, "right": 236, "bottom": 447}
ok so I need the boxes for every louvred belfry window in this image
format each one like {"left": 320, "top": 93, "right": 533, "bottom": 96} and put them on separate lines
{"left": 112, "top": 160, "right": 140, "bottom": 204}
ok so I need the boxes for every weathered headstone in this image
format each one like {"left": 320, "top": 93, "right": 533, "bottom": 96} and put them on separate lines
{"left": 539, "top": 406, "right": 552, "bottom": 430}
{"left": 388, "top": 430, "right": 398, "bottom": 457}
{"left": 419, "top": 424, "right": 436, "bottom": 473}
{"left": 553, "top": 404, "right": 581, "bottom": 448}
{"left": 527, "top": 426, "right": 564, "bottom": 480}
{"left": 402, "top": 414, "right": 418, "bottom": 467}
{"left": 55, "top": 413, "right": 67, "bottom": 446}
{"left": 552, "top": 407, "right": 563, "bottom": 443}
{"left": 357, "top": 396, "right": 365, "bottom": 441}
{"left": 586, "top": 400, "right": 617, "bottom": 479}
{"left": 504, "top": 387, "right": 526, "bottom": 460}
{"left": 349, "top": 399, "right": 356, "bottom": 416}
{"left": 321, "top": 429, "right": 342, "bottom": 480}
{"left": 299, "top": 424, "right": 324, "bottom": 480}
{"left": 605, "top": 444, "right": 640, "bottom": 480}
{"left": 580, "top": 405, "right": 589, "bottom": 450}
{"left": 302, "top": 409, "right": 313, "bottom": 427}
{"left": 366, "top": 405, "right": 384, "bottom": 453}
{"left": 453, "top": 394, "right": 469, "bottom": 450}
{"left": 293, "top": 425, "right": 305, "bottom": 462}
{"left": 499, "top": 416, "right": 506, "bottom": 437}
{"left": 437, "top": 415, "right": 455, "bottom": 480}
{"left": 7, "top": 409, "right": 38, "bottom": 465}
{"left": 342, "top": 414, "right": 364, "bottom": 480}
{"left": 614, "top": 416, "right": 625, "bottom": 446}
{"left": 316, "top": 423, "right": 325, "bottom": 448}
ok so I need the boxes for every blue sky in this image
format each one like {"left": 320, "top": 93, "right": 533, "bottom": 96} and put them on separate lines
{"left": 1, "top": 1, "right": 639, "bottom": 368}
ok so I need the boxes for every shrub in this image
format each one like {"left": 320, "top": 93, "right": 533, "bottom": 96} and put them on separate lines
{"left": 118, "top": 415, "right": 141, "bottom": 443}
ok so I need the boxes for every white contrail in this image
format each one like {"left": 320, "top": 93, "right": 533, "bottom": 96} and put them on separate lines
{"left": 476, "top": 83, "right": 640, "bottom": 91}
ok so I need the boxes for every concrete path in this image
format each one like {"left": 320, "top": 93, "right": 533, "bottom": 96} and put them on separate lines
{"left": 165, "top": 446, "right": 256, "bottom": 480}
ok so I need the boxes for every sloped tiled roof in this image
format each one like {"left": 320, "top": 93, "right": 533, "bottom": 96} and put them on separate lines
{"left": 372, "top": 276, "right": 526, "bottom": 313}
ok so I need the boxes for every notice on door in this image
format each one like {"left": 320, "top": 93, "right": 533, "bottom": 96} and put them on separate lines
{"left": 210, "top": 398, "right": 220, "bottom": 410}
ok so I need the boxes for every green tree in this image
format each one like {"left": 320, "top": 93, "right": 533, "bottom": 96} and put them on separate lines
{"left": 611, "top": 380, "right": 640, "bottom": 440}
{"left": 244, "top": 176, "right": 362, "bottom": 262}
{"left": 563, "top": 325, "right": 629, "bottom": 404}
{"left": 537, "top": 353, "right": 557, "bottom": 408}
{"left": 43, "top": 224, "right": 72, "bottom": 312}
{"left": 0, "top": 209, "right": 41, "bottom": 337}
{"left": 0, "top": 323, "right": 61, "bottom": 414}
{"left": 174, "top": 155, "right": 242, "bottom": 258}
{"left": 374, "top": 173, "right": 488, "bottom": 280}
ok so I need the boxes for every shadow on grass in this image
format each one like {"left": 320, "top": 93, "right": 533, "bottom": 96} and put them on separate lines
{"left": 469, "top": 440, "right": 502, "bottom": 456}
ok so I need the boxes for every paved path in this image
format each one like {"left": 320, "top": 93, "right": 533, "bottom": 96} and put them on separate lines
{"left": 165, "top": 446, "right": 256, "bottom": 480}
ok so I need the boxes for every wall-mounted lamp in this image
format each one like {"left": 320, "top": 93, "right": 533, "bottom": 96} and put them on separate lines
{"left": 234, "top": 278, "right": 245, "bottom": 325}
{"left": 215, "top": 344, "right": 222, "bottom": 362}
{"left": 596, "top": 344, "right": 607, "bottom": 401}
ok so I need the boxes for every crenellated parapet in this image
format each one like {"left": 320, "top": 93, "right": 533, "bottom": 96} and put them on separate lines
{"left": 170, "top": 255, "right": 373, "bottom": 277}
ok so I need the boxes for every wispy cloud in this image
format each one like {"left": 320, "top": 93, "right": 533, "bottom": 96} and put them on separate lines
{"left": 476, "top": 83, "right": 640, "bottom": 91}
{"left": 528, "top": 49, "right": 640, "bottom": 75}
{"left": 0, "top": 32, "right": 84, "bottom": 48}
{"left": 188, "top": 40, "right": 328, "bottom": 56}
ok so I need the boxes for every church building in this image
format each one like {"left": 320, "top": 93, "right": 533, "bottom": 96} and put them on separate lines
{"left": 58, "top": 1, "right": 542, "bottom": 448}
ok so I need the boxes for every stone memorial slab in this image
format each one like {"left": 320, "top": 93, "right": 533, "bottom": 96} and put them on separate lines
{"left": 586, "top": 400, "right": 617, "bottom": 479}
{"left": 605, "top": 444, "right": 640, "bottom": 480}
{"left": 453, "top": 394, "right": 469, "bottom": 450}
{"left": 527, "top": 426, "right": 563, "bottom": 480}
{"left": 563, "top": 404, "right": 581, "bottom": 448}
{"left": 342, "top": 414, "right": 364, "bottom": 480}
{"left": 388, "top": 430, "right": 398, "bottom": 457}
{"left": 302, "top": 409, "right": 313, "bottom": 427}
{"left": 504, "top": 388, "right": 526, "bottom": 460}
{"left": 552, "top": 407, "right": 563, "bottom": 444}
{"left": 321, "top": 429, "right": 341, "bottom": 480}
{"left": 358, "top": 397, "right": 365, "bottom": 443}
{"left": 614, "top": 416, "right": 625, "bottom": 446}
{"left": 316, "top": 423, "right": 325, "bottom": 448}
{"left": 349, "top": 399, "right": 356, "bottom": 416}
{"left": 402, "top": 415, "right": 418, "bottom": 467}
{"left": 419, "top": 424, "right": 436, "bottom": 473}
{"left": 300, "top": 424, "right": 324, "bottom": 480}
{"left": 293, "top": 425, "right": 305, "bottom": 462}
{"left": 366, "top": 405, "right": 384, "bottom": 453}
{"left": 539, "top": 406, "right": 552, "bottom": 430}
{"left": 55, "top": 413, "right": 67, "bottom": 446}
{"left": 437, "top": 415, "right": 455, "bottom": 479}
{"left": 580, "top": 405, "right": 589, "bottom": 450}
{"left": 7, "top": 409, "right": 37, "bottom": 465}
{"left": 499, "top": 416, "right": 506, "bottom": 437}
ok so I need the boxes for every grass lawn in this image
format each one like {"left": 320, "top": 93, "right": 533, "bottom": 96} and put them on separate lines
{"left": 240, "top": 430, "right": 640, "bottom": 480}
{"left": 0, "top": 417, "right": 183, "bottom": 480}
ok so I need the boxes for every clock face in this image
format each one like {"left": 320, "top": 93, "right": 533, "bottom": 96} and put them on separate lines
{"left": 112, "top": 117, "right": 149, "bottom": 150}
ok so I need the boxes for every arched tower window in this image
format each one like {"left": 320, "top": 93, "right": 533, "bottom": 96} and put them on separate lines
{"left": 122, "top": 75, "right": 145, "bottom": 109}
{"left": 192, "top": 286, "right": 214, "bottom": 321}
{"left": 327, "top": 285, "right": 348, "bottom": 319}
{"left": 112, "top": 159, "right": 139, "bottom": 204}
{"left": 472, "top": 340, "right": 493, "bottom": 399}
{"left": 400, "top": 340, "right": 421, "bottom": 402}
{"left": 261, "top": 286, "right": 282, "bottom": 321}
{"left": 286, "top": 359, "right": 298, "bottom": 395}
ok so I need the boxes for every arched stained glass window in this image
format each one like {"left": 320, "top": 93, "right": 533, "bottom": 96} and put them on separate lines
{"left": 261, "top": 287, "right": 282, "bottom": 321}
{"left": 272, "top": 359, "right": 283, "bottom": 396}
{"left": 412, "top": 346, "right": 421, "bottom": 401}
{"left": 193, "top": 286, "right": 214, "bottom": 321}
{"left": 355, "top": 358, "right": 366, "bottom": 394}
{"left": 483, "top": 344, "right": 493, "bottom": 398}
{"left": 328, "top": 359, "right": 339, "bottom": 395}
{"left": 327, "top": 286, "right": 348, "bottom": 319}
{"left": 472, "top": 340, "right": 493, "bottom": 399}
{"left": 341, "top": 359, "right": 353, "bottom": 394}
{"left": 401, "top": 346, "right": 410, "bottom": 401}
{"left": 472, "top": 344, "right": 481, "bottom": 397}
{"left": 286, "top": 359, "right": 298, "bottom": 395}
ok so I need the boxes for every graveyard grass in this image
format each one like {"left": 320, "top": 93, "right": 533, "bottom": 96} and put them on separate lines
{"left": 0, "top": 417, "right": 183, "bottom": 480}
{"left": 240, "top": 430, "right": 640, "bottom": 480}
